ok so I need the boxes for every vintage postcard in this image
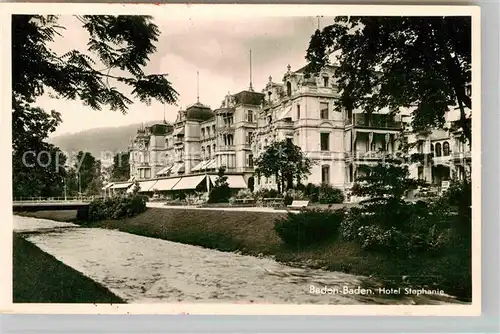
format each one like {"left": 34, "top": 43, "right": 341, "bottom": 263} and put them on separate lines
{"left": 0, "top": 3, "right": 481, "bottom": 315}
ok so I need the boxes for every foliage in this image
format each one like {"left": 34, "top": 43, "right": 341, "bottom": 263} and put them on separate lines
{"left": 12, "top": 15, "right": 178, "bottom": 198}
{"left": 81, "top": 194, "right": 147, "bottom": 221}
{"left": 283, "top": 189, "right": 306, "bottom": 205}
{"left": 342, "top": 161, "right": 469, "bottom": 259}
{"left": 253, "top": 188, "right": 279, "bottom": 199}
{"left": 343, "top": 199, "right": 452, "bottom": 255}
{"left": 111, "top": 152, "right": 130, "bottom": 182}
{"left": 12, "top": 15, "right": 178, "bottom": 112}
{"left": 131, "top": 180, "right": 140, "bottom": 195}
{"left": 208, "top": 167, "right": 231, "bottom": 203}
{"left": 254, "top": 140, "right": 313, "bottom": 194}
{"left": 306, "top": 17, "right": 472, "bottom": 145}
{"left": 351, "top": 160, "right": 425, "bottom": 200}
{"left": 318, "top": 184, "right": 345, "bottom": 204}
{"left": 234, "top": 189, "right": 254, "bottom": 199}
{"left": 274, "top": 209, "right": 345, "bottom": 249}
{"left": 12, "top": 100, "right": 67, "bottom": 198}
{"left": 303, "top": 183, "right": 320, "bottom": 202}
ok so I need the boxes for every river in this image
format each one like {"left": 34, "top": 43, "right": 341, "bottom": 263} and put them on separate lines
{"left": 13, "top": 215, "right": 462, "bottom": 305}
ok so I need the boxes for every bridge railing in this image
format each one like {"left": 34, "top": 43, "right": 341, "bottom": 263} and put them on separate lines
{"left": 13, "top": 196, "right": 105, "bottom": 204}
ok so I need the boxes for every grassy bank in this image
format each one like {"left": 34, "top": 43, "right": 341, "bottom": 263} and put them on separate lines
{"left": 13, "top": 234, "right": 125, "bottom": 303}
{"left": 16, "top": 208, "right": 471, "bottom": 300}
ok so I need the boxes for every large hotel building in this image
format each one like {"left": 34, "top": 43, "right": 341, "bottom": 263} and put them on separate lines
{"left": 107, "top": 63, "right": 472, "bottom": 197}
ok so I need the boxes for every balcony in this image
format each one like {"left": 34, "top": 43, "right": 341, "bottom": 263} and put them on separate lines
{"left": 216, "top": 145, "right": 235, "bottom": 152}
{"left": 347, "top": 114, "right": 402, "bottom": 129}
{"left": 345, "top": 151, "right": 395, "bottom": 162}
{"left": 452, "top": 151, "right": 472, "bottom": 161}
{"left": 217, "top": 124, "right": 235, "bottom": 133}
{"left": 275, "top": 119, "right": 294, "bottom": 129}
{"left": 432, "top": 155, "right": 452, "bottom": 166}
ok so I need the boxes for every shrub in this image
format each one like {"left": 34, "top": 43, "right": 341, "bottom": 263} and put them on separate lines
{"left": 208, "top": 167, "right": 231, "bottom": 203}
{"left": 282, "top": 189, "right": 305, "bottom": 206}
{"left": 318, "top": 184, "right": 345, "bottom": 204}
{"left": 274, "top": 209, "right": 345, "bottom": 249}
{"left": 304, "top": 183, "right": 320, "bottom": 202}
{"left": 234, "top": 188, "right": 253, "bottom": 199}
{"left": 253, "top": 188, "right": 279, "bottom": 199}
{"left": 81, "top": 195, "right": 147, "bottom": 222}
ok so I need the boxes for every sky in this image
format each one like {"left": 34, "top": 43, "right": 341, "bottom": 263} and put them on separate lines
{"left": 37, "top": 15, "right": 329, "bottom": 137}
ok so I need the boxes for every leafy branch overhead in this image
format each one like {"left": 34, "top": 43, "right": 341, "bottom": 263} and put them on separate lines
{"left": 305, "top": 17, "right": 472, "bottom": 145}
{"left": 12, "top": 15, "right": 179, "bottom": 113}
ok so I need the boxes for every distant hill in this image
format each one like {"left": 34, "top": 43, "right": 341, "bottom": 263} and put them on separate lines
{"left": 49, "top": 121, "right": 164, "bottom": 161}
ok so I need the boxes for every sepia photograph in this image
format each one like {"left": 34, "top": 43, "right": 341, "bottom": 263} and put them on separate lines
{"left": 2, "top": 3, "right": 480, "bottom": 315}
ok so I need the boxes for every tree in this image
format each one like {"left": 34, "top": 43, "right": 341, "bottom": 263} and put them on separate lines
{"left": 351, "top": 159, "right": 425, "bottom": 202}
{"left": 68, "top": 151, "right": 100, "bottom": 195}
{"left": 111, "top": 152, "right": 130, "bottom": 181}
{"left": 306, "top": 17, "right": 472, "bottom": 145}
{"left": 12, "top": 15, "right": 178, "bottom": 197}
{"left": 208, "top": 167, "right": 231, "bottom": 203}
{"left": 254, "top": 140, "right": 313, "bottom": 194}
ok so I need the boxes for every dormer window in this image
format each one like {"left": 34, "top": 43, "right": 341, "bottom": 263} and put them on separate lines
{"left": 247, "top": 110, "right": 253, "bottom": 123}
{"left": 323, "top": 76, "right": 329, "bottom": 87}
{"left": 286, "top": 82, "right": 292, "bottom": 97}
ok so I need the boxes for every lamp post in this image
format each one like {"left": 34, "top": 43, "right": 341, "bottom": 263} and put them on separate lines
{"left": 77, "top": 172, "right": 81, "bottom": 200}
{"left": 205, "top": 154, "right": 210, "bottom": 196}
{"left": 63, "top": 178, "right": 67, "bottom": 201}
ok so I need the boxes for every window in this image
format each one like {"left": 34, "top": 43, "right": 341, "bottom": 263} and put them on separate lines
{"left": 267, "top": 115, "right": 272, "bottom": 124}
{"left": 206, "top": 127, "right": 210, "bottom": 137}
{"left": 201, "top": 147, "right": 205, "bottom": 158}
{"left": 297, "top": 104, "right": 301, "bottom": 119}
{"left": 443, "top": 141, "right": 450, "bottom": 156}
{"left": 213, "top": 144, "right": 216, "bottom": 154}
{"left": 320, "top": 102, "right": 329, "bottom": 119}
{"left": 435, "top": 143, "right": 442, "bottom": 157}
{"left": 212, "top": 125, "right": 215, "bottom": 134}
{"left": 201, "top": 128, "right": 205, "bottom": 138}
{"left": 248, "top": 154, "right": 254, "bottom": 168}
{"left": 417, "top": 141, "right": 423, "bottom": 153}
{"left": 207, "top": 146, "right": 211, "bottom": 157}
{"left": 247, "top": 132, "right": 253, "bottom": 145}
{"left": 264, "top": 138, "right": 268, "bottom": 147}
{"left": 286, "top": 138, "right": 293, "bottom": 145}
{"left": 430, "top": 144, "right": 434, "bottom": 153}
{"left": 320, "top": 133, "right": 330, "bottom": 151}
{"left": 286, "top": 82, "right": 292, "bottom": 96}
{"left": 247, "top": 110, "right": 253, "bottom": 123}
{"left": 418, "top": 166, "right": 424, "bottom": 180}
{"left": 321, "top": 165, "right": 330, "bottom": 184}
{"left": 323, "top": 76, "right": 329, "bottom": 87}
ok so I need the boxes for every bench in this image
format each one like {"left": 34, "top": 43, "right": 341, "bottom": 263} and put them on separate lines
{"left": 287, "top": 200, "right": 310, "bottom": 209}
{"left": 263, "top": 197, "right": 284, "bottom": 207}
{"left": 232, "top": 198, "right": 255, "bottom": 205}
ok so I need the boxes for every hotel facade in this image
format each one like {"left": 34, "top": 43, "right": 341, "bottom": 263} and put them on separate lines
{"left": 107, "top": 63, "right": 471, "bottom": 197}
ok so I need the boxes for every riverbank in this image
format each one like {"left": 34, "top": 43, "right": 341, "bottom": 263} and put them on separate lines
{"left": 16, "top": 208, "right": 471, "bottom": 301}
{"left": 13, "top": 233, "right": 125, "bottom": 303}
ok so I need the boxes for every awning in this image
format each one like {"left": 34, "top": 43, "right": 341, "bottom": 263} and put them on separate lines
{"left": 209, "top": 175, "right": 247, "bottom": 189}
{"left": 154, "top": 177, "right": 182, "bottom": 191}
{"left": 191, "top": 160, "right": 207, "bottom": 172}
{"left": 170, "top": 163, "right": 185, "bottom": 174}
{"left": 173, "top": 127, "right": 185, "bottom": 136}
{"left": 278, "top": 105, "right": 292, "bottom": 120}
{"left": 191, "top": 159, "right": 216, "bottom": 172}
{"left": 138, "top": 180, "right": 158, "bottom": 192}
{"left": 102, "top": 183, "right": 114, "bottom": 190}
{"left": 205, "top": 159, "right": 217, "bottom": 169}
{"left": 111, "top": 182, "right": 132, "bottom": 189}
{"left": 156, "top": 165, "right": 173, "bottom": 176}
{"left": 172, "top": 175, "right": 207, "bottom": 190}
